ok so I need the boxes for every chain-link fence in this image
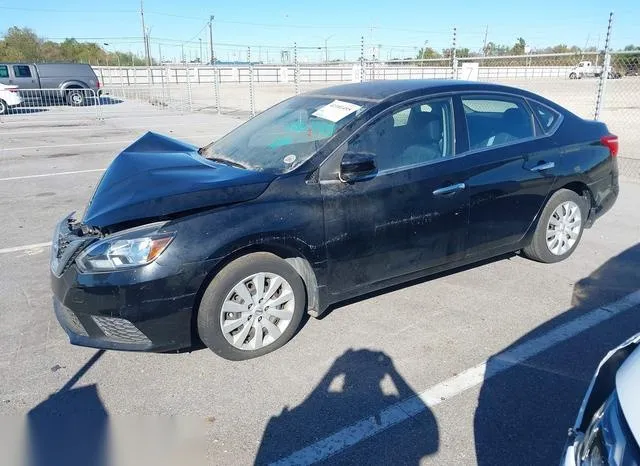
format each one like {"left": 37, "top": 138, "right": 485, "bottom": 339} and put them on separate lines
{"left": 2, "top": 14, "right": 638, "bottom": 179}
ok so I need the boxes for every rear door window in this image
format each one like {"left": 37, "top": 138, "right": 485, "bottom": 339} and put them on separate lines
{"left": 0, "top": 66, "right": 8, "bottom": 78}
{"left": 527, "top": 100, "right": 561, "bottom": 134}
{"left": 462, "top": 95, "right": 535, "bottom": 150}
{"left": 13, "top": 65, "right": 32, "bottom": 78}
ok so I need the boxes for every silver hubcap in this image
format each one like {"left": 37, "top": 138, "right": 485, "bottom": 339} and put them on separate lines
{"left": 546, "top": 200, "right": 582, "bottom": 255}
{"left": 220, "top": 272, "right": 295, "bottom": 351}
{"left": 71, "top": 94, "right": 82, "bottom": 104}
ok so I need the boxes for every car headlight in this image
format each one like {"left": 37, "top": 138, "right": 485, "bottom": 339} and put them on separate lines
{"left": 577, "top": 392, "right": 639, "bottom": 466}
{"left": 76, "top": 225, "right": 174, "bottom": 272}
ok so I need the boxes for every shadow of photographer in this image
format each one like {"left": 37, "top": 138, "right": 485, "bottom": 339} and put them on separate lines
{"left": 255, "top": 348, "right": 439, "bottom": 465}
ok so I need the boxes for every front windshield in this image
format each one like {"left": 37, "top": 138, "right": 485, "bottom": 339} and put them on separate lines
{"left": 199, "top": 95, "right": 372, "bottom": 173}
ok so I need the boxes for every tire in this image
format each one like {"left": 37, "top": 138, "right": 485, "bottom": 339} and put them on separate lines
{"left": 197, "top": 252, "right": 306, "bottom": 361}
{"left": 0, "top": 99, "right": 7, "bottom": 115}
{"left": 66, "top": 89, "right": 85, "bottom": 106}
{"left": 522, "top": 189, "right": 588, "bottom": 263}
{"left": 569, "top": 72, "right": 577, "bottom": 80}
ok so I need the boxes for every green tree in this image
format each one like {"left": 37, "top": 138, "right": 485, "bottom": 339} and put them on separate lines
{"left": 511, "top": 37, "right": 526, "bottom": 55}
{"left": 416, "top": 46, "right": 441, "bottom": 59}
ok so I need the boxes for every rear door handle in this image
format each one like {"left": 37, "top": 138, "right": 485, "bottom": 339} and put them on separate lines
{"left": 433, "top": 183, "right": 466, "bottom": 196}
{"left": 529, "top": 161, "right": 555, "bottom": 172}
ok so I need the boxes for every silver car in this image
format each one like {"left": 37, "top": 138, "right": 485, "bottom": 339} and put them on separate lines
{"left": 563, "top": 333, "right": 640, "bottom": 465}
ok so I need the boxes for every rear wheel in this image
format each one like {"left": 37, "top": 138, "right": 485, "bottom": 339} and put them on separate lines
{"left": 0, "top": 99, "right": 7, "bottom": 115}
{"left": 522, "top": 189, "right": 587, "bottom": 263}
{"left": 197, "top": 252, "right": 306, "bottom": 360}
{"left": 66, "top": 89, "right": 86, "bottom": 106}
{"left": 569, "top": 72, "right": 577, "bottom": 79}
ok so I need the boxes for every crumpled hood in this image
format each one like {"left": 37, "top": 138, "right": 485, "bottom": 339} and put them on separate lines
{"left": 616, "top": 343, "right": 640, "bottom": 443}
{"left": 83, "top": 132, "right": 275, "bottom": 227}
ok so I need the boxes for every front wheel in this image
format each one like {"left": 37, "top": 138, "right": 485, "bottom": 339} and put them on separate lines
{"left": 0, "top": 99, "right": 7, "bottom": 115}
{"left": 197, "top": 252, "right": 306, "bottom": 360}
{"left": 522, "top": 189, "right": 587, "bottom": 263}
{"left": 569, "top": 72, "right": 577, "bottom": 79}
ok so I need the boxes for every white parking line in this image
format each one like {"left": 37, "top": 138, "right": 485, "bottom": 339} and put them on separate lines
{"left": 272, "top": 289, "right": 640, "bottom": 466}
{"left": 0, "top": 169, "right": 106, "bottom": 181}
{"left": 0, "top": 242, "right": 51, "bottom": 255}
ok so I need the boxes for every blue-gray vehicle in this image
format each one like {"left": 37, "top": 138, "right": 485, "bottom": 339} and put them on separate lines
{"left": 0, "top": 62, "right": 100, "bottom": 106}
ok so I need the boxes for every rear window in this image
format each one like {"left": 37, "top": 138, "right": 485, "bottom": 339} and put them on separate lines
{"left": 0, "top": 66, "right": 8, "bottom": 78}
{"left": 13, "top": 65, "right": 32, "bottom": 78}
{"left": 528, "top": 100, "right": 561, "bottom": 133}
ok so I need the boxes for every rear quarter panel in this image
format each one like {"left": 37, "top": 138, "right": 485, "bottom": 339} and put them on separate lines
{"left": 550, "top": 116, "right": 616, "bottom": 195}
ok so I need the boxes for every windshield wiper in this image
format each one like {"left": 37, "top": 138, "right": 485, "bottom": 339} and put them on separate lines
{"left": 206, "top": 157, "right": 249, "bottom": 170}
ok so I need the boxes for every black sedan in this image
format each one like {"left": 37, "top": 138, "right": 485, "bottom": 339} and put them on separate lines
{"left": 50, "top": 80, "right": 619, "bottom": 360}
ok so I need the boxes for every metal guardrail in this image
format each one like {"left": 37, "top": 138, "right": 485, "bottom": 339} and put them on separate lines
{"left": 1, "top": 88, "right": 102, "bottom": 120}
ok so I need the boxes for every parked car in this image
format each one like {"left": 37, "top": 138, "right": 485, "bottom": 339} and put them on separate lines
{"left": 562, "top": 333, "right": 640, "bottom": 465}
{"left": 0, "top": 82, "right": 22, "bottom": 114}
{"left": 0, "top": 63, "right": 100, "bottom": 106}
{"left": 50, "top": 80, "right": 619, "bottom": 360}
{"left": 569, "top": 60, "right": 621, "bottom": 79}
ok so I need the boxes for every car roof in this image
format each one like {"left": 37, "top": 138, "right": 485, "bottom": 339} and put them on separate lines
{"left": 305, "top": 79, "right": 530, "bottom": 103}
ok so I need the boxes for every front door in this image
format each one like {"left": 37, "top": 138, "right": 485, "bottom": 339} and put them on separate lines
{"left": 320, "top": 97, "right": 469, "bottom": 294}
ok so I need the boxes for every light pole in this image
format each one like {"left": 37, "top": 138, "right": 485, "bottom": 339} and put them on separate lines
{"left": 199, "top": 38, "right": 203, "bottom": 64}
{"left": 323, "top": 34, "right": 335, "bottom": 63}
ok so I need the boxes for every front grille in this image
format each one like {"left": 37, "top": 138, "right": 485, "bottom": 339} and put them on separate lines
{"left": 92, "top": 316, "right": 151, "bottom": 344}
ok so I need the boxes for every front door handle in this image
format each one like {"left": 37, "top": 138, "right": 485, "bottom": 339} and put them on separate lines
{"left": 433, "top": 183, "right": 466, "bottom": 196}
{"left": 529, "top": 161, "right": 555, "bottom": 172}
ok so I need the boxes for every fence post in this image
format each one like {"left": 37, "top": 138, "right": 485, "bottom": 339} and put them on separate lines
{"left": 248, "top": 47, "right": 255, "bottom": 117}
{"left": 165, "top": 65, "right": 171, "bottom": 108}
{"left": 214, "top": 65, "right": 221, "bottom": 114}
{"left": 186, "top": 65, "right": 193, "bottom": 112}
{"left": 294, "top": 43, "right": 300, "bottom": 95}
{"left": 360, "top": 36, "right": 365, "bottom": 82}
{"left": 594, "top": 12, "right": 614, "bottom": 120}
{"left": 451, "top": 27, "right": 458, "bottom": 80}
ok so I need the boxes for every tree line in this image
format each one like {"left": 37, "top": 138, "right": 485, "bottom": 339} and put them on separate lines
{"left": 0, "top": 27, "right": 150, "bottom": 65}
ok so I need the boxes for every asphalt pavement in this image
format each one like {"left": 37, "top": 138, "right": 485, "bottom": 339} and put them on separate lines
{"left": 1, "top": 103, "right": 639, "bottom": 466}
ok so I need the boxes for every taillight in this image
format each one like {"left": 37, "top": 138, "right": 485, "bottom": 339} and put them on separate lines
{"left": 8, "top": 88, "right": 18, "bottom": 93}
{"left": 97, "top": 81, "right": 101, "bottom": 89}
{"left": 601, "top": 135, "right": 619, "bottom": 157}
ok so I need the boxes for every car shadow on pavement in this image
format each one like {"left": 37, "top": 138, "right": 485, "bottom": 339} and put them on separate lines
{"left": 27, "top": 349, "right": 108, "bottom": 466}
{"left": 254, "top": 348, "right": 439, "bottom": 465}
{"left": 474, "top": 243, "right": 640, "bottom": 466}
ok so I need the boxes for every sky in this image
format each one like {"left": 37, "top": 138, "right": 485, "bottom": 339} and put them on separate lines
{"left": 0, "top": 0, "right": 638, "bottom": 62}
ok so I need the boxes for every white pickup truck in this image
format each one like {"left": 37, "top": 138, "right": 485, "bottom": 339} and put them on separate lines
{"left": 569, "top": 61, "right": 621, "bottom": 79}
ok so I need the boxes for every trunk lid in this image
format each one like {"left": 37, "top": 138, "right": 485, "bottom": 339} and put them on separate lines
{"left": 83, "top": 132, "right": 276, "bottom": 228}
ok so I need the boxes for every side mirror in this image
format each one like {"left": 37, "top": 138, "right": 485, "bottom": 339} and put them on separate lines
{"left": 339, "top": 151, "right": 377, "bottom": 183}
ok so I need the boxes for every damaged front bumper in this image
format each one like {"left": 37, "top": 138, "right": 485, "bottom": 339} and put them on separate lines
{"left": 50, "top": 214, "right": 212, "bottom": 352}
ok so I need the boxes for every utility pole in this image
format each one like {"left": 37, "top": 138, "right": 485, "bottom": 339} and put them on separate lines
{"left": 208, "top": 15, "right": 215, "bottom": 65}
{"left": 140, "top": 0, "right": 151, "bottom": 66}
{"left": 181, "top": 44, "right": 185, "bottom": 63}
{"left": 482, "top": 25, "right": 489, "bottom": 56}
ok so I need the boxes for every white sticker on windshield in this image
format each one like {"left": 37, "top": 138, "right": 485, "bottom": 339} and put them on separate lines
{"left": 312, "top": 100, "right": 362, "bottom": 123}
{"left": 283, "top": 154, "right": 297, "bottom": 164}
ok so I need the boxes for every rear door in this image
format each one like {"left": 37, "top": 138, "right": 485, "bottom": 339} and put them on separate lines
{"left": 457, "top": 93, "right": 560, "bottom": 258}
{"left": 11, "top": 64, "right": 38, "bottom": 89}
